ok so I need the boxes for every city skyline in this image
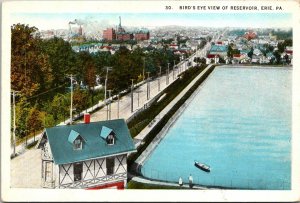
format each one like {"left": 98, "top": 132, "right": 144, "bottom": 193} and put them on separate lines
{"left": 11, "top": 13, "right": 292, "bottom": 31}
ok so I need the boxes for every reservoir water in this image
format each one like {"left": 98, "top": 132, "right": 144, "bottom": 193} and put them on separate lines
{"left": 141, "top": 67, "right": 291, "bottom": 189}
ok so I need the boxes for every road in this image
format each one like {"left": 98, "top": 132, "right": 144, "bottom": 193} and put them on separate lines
{"left": 90, "top": 42, "right": 212, "bottom": 122}
{"left": 11, "top": 38, "right": 215, "bottom": 156}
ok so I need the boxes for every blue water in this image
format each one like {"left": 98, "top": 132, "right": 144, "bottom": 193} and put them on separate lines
{"left": 142, "top": 67, "right": 291, "bottom": 190}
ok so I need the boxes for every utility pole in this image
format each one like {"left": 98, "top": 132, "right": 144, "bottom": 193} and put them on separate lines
{"left": 117, "top": 93, "right": 120, "bottom": 119}
{"left": 158, "top": 66, "right": 161, "bottom": 92}
{"left": 67, "top": 74, "right": 74, "bottom": 124}
{"left": 173, "top": 60, "right": 175, "bottom": 80}
{"left": 131, "top": 79, "right": 134, "bottom": 113}
{"left": 104, "top": 66, "right": 112, "bottom": 102}
{"left": 108, "top": 90, "right": 112, "bottom": 120}
{"left": 146, "top": 72, "right": 150, "bottom": 100}
{"left": 11, "top": 90, "right": 19, "bottom": 157}
{"left": 143, "top": 57, "right": 145, "bottom": 81}
{"left": 166, "top": 63, "right": 170, "bottom": 85}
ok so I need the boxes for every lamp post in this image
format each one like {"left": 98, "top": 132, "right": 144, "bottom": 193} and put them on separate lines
{"left": 130, "top": 79, "right": 134, "bottom": 113}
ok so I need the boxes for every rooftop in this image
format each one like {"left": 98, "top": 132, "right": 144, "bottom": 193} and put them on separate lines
{"left": 45, "top": 119, "right": 136, "bottom": 165}
{"left": 209, "top": 45, "right": 228, "bottom": 53}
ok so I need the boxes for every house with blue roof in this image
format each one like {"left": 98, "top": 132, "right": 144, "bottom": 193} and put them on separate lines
{"left": 37, "top": 115, "right": 136, "bottom": 189}
{"left": 209, "top": 45, "right": 228, "bottom": 57}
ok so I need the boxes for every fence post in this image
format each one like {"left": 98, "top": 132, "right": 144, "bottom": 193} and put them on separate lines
{"left": 151, "top": 168, "right": 153, "bottom": 180}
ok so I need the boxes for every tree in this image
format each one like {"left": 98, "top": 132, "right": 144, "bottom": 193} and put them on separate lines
{"left": 40, "top": 112, "right": 56, "bottom": 128}
{"left": 84, "top": 62, "right": 96, "bottom": 90}
{"left": 11, "top": 23, "right": 53, "bottom": 97}
{"left": 73, "top": 88, "right": 89, "bottom": 114}
{"left": 49, "top": 94, "right": 69, "bottom": 122}
{"left": 227, "top": 45, "right": 233, "bottom": 58}
{"left": 219, "top": 57, "right": 226, "bottom": 64}
{"left": 15, "top": 97, "right": 30, "bottom": 139}
{"left": 248, "top": 48, "right": 254, "bottom": 58}
{"left": 27, "top": 105, "right": 43, "bottom": 142}
{"left": 40, "top": 37, "right": 77, "bottom": 86}
{"left": 273, "top": 51, "right": 281, "bottom": 64}
{"left": 94, "top": 51, "right": 112, "bottom": 74}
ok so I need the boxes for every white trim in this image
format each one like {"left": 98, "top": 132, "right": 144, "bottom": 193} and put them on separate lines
{"left": 55, "top": 149, "right": 137, "bottom": 165}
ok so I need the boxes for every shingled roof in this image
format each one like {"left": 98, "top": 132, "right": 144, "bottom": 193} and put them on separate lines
{"left": 44, "top": 119, "right": 136, "bottom": 165}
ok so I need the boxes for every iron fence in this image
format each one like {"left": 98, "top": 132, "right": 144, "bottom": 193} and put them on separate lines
{"left": 140, "top": 166, "right": 290, "bottom": 190}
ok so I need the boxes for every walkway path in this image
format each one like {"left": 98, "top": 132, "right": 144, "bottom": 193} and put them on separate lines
{"left": 10, "top": 148, "right": 42, "bottom": 188}
{"left": 11, "top": 42, "right": 212, "bottom": 157}
{"left": 130, "top": 176, "right": 211, "bottom": 189}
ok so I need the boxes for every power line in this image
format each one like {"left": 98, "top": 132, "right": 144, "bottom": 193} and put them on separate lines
{"left": 25, "top": 83, "right": 67, "bottom": 100}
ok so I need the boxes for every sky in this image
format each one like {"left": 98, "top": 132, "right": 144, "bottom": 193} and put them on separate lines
{"left": 11, "top": 13, "right": 292, "bottom": 31}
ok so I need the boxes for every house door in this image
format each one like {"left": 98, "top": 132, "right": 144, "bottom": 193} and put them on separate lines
{"left": 45, "top": 161, "right": 52, "bottom": 182}
{"left": 106, "top": 157, "right": 115, "bottom": 175}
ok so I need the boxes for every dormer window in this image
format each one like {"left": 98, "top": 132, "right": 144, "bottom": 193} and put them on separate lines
{"left": 68, "top": 130, "right": 85, "bottom": 151}
{"left": 74, "top": 138, "right": 82, "bottom": 150}
{"left": 107, "top": 134, "right": 115, "bottom": 145}
{"left": 100, "top": 126, "right": 116, "bottom": 145}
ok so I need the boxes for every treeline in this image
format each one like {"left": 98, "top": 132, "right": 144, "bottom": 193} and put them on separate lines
{"left": 270, "top": 29, "right": 292, "bottom": 40}
{"left": 11, "top": 23, "right": 181, "bottom": 141}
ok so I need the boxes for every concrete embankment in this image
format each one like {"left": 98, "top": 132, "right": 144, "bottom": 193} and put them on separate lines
{"left": 131, "top": 64, "right": 215, "bottom": 178}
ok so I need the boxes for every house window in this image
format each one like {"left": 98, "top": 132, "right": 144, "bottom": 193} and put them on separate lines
{"left": 74, "top": 162, "right": 83, "bottom": 181}
{"left": 106, "top": 157, "right": 115, "bottom": 175}
{"left": 107, "top": 134, "right": 115, "bottom": 145}
{"left": 45, "top": 161, "right": 52, "bottom": 182}
{"left": 73, "top": 138, "right": 82, "bottom": 150}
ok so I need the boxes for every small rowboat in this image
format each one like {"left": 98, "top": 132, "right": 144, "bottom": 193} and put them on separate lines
{"left": 194, "top": 161, "right": 210, "bottom": 172}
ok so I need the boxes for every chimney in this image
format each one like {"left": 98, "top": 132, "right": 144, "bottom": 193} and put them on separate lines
{"left": 84, "top": 113, "right": 90, "bottom": 124}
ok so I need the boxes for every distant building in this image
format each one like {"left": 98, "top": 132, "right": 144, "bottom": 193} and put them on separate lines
{"left": 103, "top": 17, "right": 149, "bottom": 41}
{"left": 209, "top": 45, "right": 228, "bottom": 57}
{"left": 117, "top": 32, "right": 134, "bottom": 41}
{"left": 244, "top": 31, "right": 257, "bottom": 40}
{"left": 103, "top": 28, "right": 116, "bottom": 41}
{"left": 206, "top": 54, "right": 219, "bottom": 64}
{"left": 38, "top": 115, "right": 136, "bottom": 189}
{"left": 134, "top": 28, "right": 150, "bottom": 41}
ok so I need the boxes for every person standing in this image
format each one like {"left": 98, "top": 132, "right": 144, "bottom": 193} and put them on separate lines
{"left": 178, "top": 177, "right": 183, "bottom": 187}
{"left": 189, "top": 174, "right": 193, "bottom": 188}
